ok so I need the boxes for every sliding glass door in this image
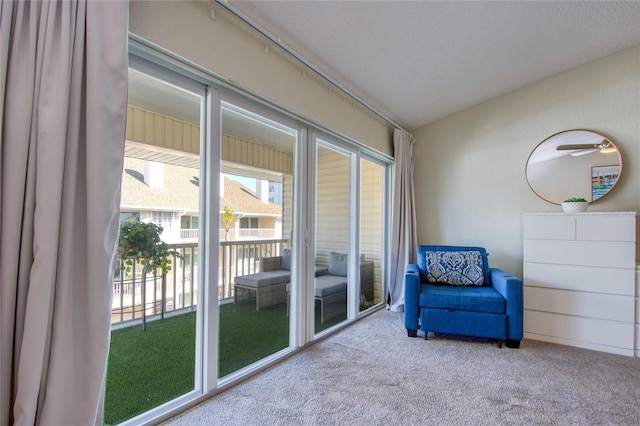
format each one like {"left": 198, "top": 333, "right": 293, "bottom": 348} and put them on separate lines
{"left": 312, "top": 136, "right": 390, "bottom": 335}
{"left": 217, "top": 100, "right": 299, "bottom": 378}
{"left": 104, "top": 62, "right": 205, "bottom": 424}
{"left": 105, "top": 44, "right": 391, "bottom": 424}
{"left": 314, "top": 142, "right": 353, "bottom": 333}
{"left": 359, "top": 158, "right": 386, "bottom": 310}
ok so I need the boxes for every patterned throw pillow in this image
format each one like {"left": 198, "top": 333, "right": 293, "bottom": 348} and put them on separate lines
{"left": 426, "top": 250, "right": 484, "bottom": 286}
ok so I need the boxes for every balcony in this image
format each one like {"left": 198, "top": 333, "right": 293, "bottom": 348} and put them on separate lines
{"left": 111, "top": 239, "right": 285, "bottom": 325}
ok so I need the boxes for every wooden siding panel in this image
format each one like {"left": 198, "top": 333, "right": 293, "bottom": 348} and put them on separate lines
{"left": 174, "top": 121, "right": 183, "bottom": 151}
{"left": 181, "top": 124, "right": 190, "bottom": 153}
{"left": 164, "top": 119, "right": 174, "bottom": 150}
{"left": 132, "top": 108, "right": 145, "bottom": 141}
{"left": 316, "top": 147, "right": 350, "bottom": 265}
{"left": 360, "top": 159, "right": 384, "bottom": 304}
{"left": 127, "top": 105, "right": 290, "bottom": 170}
{"left": 220, "top": 134, "right": 291, "bottom": 175}
{"left": 191, "top": 127, "right": 200, "bottom": 155}
{"left": 282, "top": 175, "right": 294, "bottom": 245}
{"left": 144, "top": 111, "right": 155, "bottom": 143}
{"left": 126, "top": 106, "right": 134, "bottom": 140}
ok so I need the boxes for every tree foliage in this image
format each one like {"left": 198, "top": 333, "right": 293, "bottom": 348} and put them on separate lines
{"left": 222, "top": 206, "right": 235, "bottom": 232}
{"left": 118, "top": 217, "right": 175, "bottom": 275}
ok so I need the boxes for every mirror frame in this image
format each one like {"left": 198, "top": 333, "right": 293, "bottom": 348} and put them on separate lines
{"left": 525, "top": 129, "right": 622, "bottom": 205}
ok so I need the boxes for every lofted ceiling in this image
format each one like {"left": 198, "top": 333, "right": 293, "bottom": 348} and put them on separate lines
{"left": 227, "top": 1, "right": 640, "bottom": 131}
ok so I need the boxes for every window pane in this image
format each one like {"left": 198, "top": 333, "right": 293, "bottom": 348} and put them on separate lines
{"left": 315, "top": 144, "right": 351, "bottom": 333}
{"left": 104, "top": 69, "right": 203, "bottom": 424}
{"left": 218, "top": 103, "right": 296, "bottom": 378}
{"left": 360, "top": 159, "right": 385, "bottom": 310}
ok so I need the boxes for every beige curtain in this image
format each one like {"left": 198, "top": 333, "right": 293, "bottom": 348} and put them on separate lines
{"left": 0, "top": 1, "right": 129, "bottom": 424}
{"left": 388, "top": 129, "right": 417, "bottom": 312}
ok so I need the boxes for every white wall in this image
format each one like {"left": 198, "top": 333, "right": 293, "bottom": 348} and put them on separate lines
{"left": 129, "top": 0, "right": 393, "bottom": 156}
{"left": 412, "top": 45, "right": 640, "bottom": 277}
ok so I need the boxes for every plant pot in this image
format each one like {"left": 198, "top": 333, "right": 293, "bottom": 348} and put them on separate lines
{"left": 561, "top": 201, "right": 589, "bottom": 213}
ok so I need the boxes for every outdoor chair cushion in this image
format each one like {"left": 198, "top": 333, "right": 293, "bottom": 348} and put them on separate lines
{"left": 314, "top": 275, "right": 347, "bottom": 298}
{"left": 235, "top": 270, "right": 290, "bottom": 288}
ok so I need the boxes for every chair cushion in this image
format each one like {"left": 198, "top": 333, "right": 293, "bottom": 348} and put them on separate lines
{"left": 420, "top": 284, "right": 505, "bottom": 314}
{"left": 328, "top": 252, "right": 348, "bottom": 277}
{"left": 417, "top": 245, "right": 491, "bottom": 286}
{"left": 315, "top": 275, "right": 347, "bottom": 298}
{"left": 426, "top": 250, "right": 484, "bottom": 286}
{"left": 235, "top": 271, "right": 290, "bottom": 288}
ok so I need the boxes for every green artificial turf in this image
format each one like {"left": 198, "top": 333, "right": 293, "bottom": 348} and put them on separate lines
{"left": 104, "top": 301, "right": 344, "bottom": 425}
{"left": 103, "top": 311, "right": 196, "bottom": 425}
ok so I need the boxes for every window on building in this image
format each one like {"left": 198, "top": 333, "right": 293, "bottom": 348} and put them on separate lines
{"left": 239, "top": 217, "right": 259, "bottom": 229}
{"left": 151, "top": 211, "right": 173, "bottom": 232}
{"left": 119, "top": 212, "right": 140, "bottom": 223}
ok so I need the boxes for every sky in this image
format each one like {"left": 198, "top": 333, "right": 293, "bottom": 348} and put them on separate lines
{"left": 225, "top": 174, "right": 256, "bottom": 191}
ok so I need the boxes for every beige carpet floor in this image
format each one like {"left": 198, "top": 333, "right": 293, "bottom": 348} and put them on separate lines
{"left": 164, "top": 309, "right": 640, "bottom": 425}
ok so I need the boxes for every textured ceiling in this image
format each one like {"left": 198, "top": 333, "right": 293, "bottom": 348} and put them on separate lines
{"left": 228, "top": 1, "right": 640, "bottom": 131}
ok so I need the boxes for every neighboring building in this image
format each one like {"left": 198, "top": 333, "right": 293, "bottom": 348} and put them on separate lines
{"left": 120, "top": 157, "right": 282, "bottom": 243}
{"left": 268, "top": 182, "right": 283, "bottom": 205}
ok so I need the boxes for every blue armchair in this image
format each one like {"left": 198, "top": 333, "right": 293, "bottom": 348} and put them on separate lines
{"left": 404, "top": 245, "right": 523, "bottom": 348}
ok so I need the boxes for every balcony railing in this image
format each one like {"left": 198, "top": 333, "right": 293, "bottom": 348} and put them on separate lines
{"left": 179, "top": 228, "right": 279, "bottom": 242}
{"left": 111, "top": 239, "right": 285, "bottom": 326}
{"left": 219, "top": 228, "right": 279, "bottom": 241}
{"left": 179, "top": 228, "right": 199, "bottom": 240}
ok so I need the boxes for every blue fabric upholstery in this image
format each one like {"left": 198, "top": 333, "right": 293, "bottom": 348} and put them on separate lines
{"left": 406, "top": 245, "right": 523, "bottom": 346}
{"left": 420, "top": 284, "right": 505, "bottom": 314}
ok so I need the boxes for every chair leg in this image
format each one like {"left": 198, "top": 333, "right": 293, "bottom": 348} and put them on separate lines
{"left": 497, "top": 340, "right": 503, "bottom": 348}
{"left": 407, "top": 329, "right": 417, "bottom": 338}
{"left": 506, "top": 339, "right": 521, "bottom": 349}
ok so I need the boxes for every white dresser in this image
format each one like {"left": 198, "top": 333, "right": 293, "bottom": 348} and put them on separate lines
{"left": 523, "top": 212, "right": 638, "bottom": 357}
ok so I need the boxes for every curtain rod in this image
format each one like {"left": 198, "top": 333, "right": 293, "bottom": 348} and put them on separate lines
{"left": 214, "top": 1, "right": 408, "bottom": 134}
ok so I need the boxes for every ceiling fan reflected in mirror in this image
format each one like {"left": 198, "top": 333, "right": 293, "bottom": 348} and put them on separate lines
{"left": 526, "top": 129, "right": 623, "bottom": 205}
{"left": 556, "top": 139, "right": 617, "bottom": 156}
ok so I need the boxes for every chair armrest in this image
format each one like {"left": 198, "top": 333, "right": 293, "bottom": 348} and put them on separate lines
{"left": 261, "top": 256, "right": 283, "bottom": 272}
{"left": 490, "top": 268, "right": 523, "bottom": 341}
{"left": 404, "top": 264, "right": 421, "bottom": 332}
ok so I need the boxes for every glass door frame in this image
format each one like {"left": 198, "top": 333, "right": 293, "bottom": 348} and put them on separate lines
{"left": 309, "top": 130, "right": 362, "bottom": 336}
{"left": 123, "top": 37, "right": 392, "bottom": 424}
{"left": 216, "top": 89, "right": 306, "bottom": 382}
{"left": 121, "top": 53, "right": 210, "bottom": 425}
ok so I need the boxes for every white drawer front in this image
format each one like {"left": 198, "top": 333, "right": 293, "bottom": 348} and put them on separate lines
{"left": 524, "top": 310, "right": 634, "bottom": 350}
{"left": 524, "top": 286, "right": 634, "bottom": 322}
{"left": 523, "top": 215, "right": 575, "bottom": 240}
{"left": 524, "top": 239, "right": 635, "bottom": 269}
{"left": 576, "top": 215, "right": 636, "bottom": 242}
{"left": 524, "top": 262, "right": 635, "bottom": 296}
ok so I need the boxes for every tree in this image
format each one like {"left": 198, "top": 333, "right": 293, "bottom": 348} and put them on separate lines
{"left": 222, "top": 206, "right": 235, "bottom": 241}
{"left": 118, "top": 217, "right": 177, "bottom": 331}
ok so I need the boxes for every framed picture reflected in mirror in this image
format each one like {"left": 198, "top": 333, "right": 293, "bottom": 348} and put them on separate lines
{"left": 592, "top": 165, "right": 620, "bottom": 201}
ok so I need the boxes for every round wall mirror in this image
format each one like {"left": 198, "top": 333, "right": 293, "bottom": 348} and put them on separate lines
{"left": 526, "top": 129, "right": 622, "bottom": 205}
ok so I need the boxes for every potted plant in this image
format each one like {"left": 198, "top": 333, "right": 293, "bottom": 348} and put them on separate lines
{"left": 118, "top": 217, "right": 177, "bottom": 330}
{"left": 561, "top": 197, "right": 589, "bottom": 213}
